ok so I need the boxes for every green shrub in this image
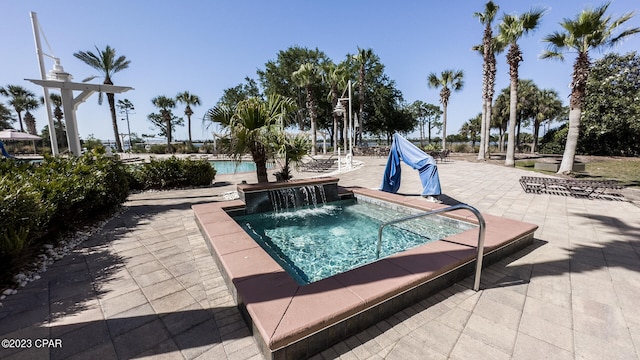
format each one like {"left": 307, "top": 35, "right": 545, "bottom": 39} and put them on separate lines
{"left": 453, "top": 143, "right": 470, "bottom": 153}
{"left": 0, "top": 154, "right": 130, "bottom": 277}
{"left": 149, "top": 144, "right": 173, "bottom": 154}
{"left": 423, "top": 143, "right": 441, "bottom": 152}
{"left": 127, "top": 157, "right": 215, "bottom": 190}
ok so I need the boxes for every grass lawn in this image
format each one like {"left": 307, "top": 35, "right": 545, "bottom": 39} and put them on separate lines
{"left": 516, "top": 156, "right": 640, "bottom": 188}
{"left": 583, "top": 158, "right": 640, "bottom": 187}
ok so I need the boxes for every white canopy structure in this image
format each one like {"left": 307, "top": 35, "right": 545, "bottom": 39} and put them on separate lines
{"left": 26, "top": 12, "right": 133, "bottom": 156}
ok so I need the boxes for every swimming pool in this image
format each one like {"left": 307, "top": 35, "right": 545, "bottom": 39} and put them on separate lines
{"left": 209, "top": 160, "right": 263, "bottom": 174}
{"left": 234, "top": 199, "right": 472, "bottom": 285}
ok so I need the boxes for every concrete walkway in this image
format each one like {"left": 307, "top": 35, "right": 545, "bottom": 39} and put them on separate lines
{"left": 1, "top": 156, "right": 639, "bottom": 359}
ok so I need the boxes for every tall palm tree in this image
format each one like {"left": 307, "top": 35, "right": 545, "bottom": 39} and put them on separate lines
{"left": 48, "top": 93, "right": 66, "bottom": 148}
{"left": 541, "top": 3, "right": 639, "bottom": 174}
{"left": 322, "top": 61, "right": 350, "bottom": 152}
{"left": 73, "top": 45, "right": 130, "bottom": 152}
{"left": 498, "top": 8, "right": 545, "bottom": 166}
{"left": 176, "top": 91, "right": 201, "bottom": 147}
{"left": 204, "top": 95, "right": 296, "bottom": 183}
{"left": 22, "top": 97, "right": 40, "bottom": 135}
{"left": 474, "top": 1, "right": 500, "bottom": 160}
{"left": 151, "top": 96, "right": 177, "bottom": 153}
{"left": 0, "top": 85, "right": 36, "bottom": 132}
{"left": 292, "top": 63, "right": 321, "bottom": 155}
{"left": 427, "top": 70, "right": 464, "bottom": 151}
{"left": 354, "top": 47, "right": 373, "bottom": 145}
{"left": 531, "top": 89, "right": 563, "bottom": 154}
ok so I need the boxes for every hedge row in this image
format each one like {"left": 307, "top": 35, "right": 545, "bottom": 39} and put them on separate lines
{"left": 0, "top": 154, "right": 216, "bottom": 276}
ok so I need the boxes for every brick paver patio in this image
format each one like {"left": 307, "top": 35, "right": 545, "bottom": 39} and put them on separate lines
{"left": 1, "top": 155, "right": 638, "bottom": 359}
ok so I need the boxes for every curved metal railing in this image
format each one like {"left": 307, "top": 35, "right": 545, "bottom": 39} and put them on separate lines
{"left": 377, "top": 203, "right": 486, "bottom": 291}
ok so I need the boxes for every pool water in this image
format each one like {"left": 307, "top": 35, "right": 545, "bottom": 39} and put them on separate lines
{"left": 209, "top": 160, "right": 272, "bottom": 175}
{"left": 233, "top": 199, "right": 469, "bottom": 285}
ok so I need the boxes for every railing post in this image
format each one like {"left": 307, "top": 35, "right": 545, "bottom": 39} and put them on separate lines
{"left": 377, "top": 204, "right": 486, "bottom": 291}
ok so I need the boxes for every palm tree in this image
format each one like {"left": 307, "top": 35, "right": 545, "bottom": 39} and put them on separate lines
{"left": 204, "top": 95, "right": 296, "bottom": 183}
{"left": 151, "top": 96, "right": 177, "bottom": 153}
{"left": 176, "top": 91, "right": 201, "bottom": 147}
{"left": 498, "top": 8, "right": 545, "bottom": 166}
{"left": 272, "top": 132, "right": 311, "bottom": 181}
{"left": 0, "top": 103, "right": 12, "bottom": 129}
{"left": 541, "top": 3, "right": 639, "bottom": 174}
{"left": 48, "top": 93, "right": 67, "bottom": 149}
{"left": 354, "top": 47, "right": 373, "bottom": 145}
{"left": 0, "top": 85, "right": 36, "bottom": 132}
{"left": 292, "top": 63, "right": 321, "bottom": 155}
{"left": 531, "top": 89, "right": 563, "bottom": 153}
{"left": 322, "top": 61, "right": 350, "bottom": 152}
{"left": 22, "top": 97, "right": 40, "bottom": 135}
{"left": 474, "top": 1, "right": 500, "bottom": 160}
{"left": 427, "top": 70, "right": 464, "bottom": 151}
{"left": 73, "top": 45, "right": 130, "bottom": 152}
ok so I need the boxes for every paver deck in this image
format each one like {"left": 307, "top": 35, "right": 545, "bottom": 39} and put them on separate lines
{"left": 1, "top": 155, "right": 639, "bottom": 359}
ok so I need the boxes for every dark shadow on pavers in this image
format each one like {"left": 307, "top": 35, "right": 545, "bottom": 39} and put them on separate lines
{"left": 2, "top": 307, "right": 248, "bottom": 360}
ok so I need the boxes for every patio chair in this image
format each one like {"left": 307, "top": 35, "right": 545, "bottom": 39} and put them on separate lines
{"left": 300, "top": 154, "right": 336, "bottom": 172}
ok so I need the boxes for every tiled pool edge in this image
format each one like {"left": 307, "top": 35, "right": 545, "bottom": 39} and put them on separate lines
{"left": 193, "top": 187, "right": 538, "bottom": 360}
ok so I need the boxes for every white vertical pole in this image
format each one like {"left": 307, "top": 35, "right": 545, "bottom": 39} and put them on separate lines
{"left": 348, "top": 80, "right": 353, "bottom": 155}
{"left": 60, "top": 87, "right": 81, "bottom": 156}
{"left": 30, "top": 12, "right": 59, "bottom": 156}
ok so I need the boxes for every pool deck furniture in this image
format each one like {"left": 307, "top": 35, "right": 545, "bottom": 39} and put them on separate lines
{"left": 300, "top": 155, "right": 336, "bottom": 172}
{"left": 519, "top": 176, "right": 624, "bottom": 199}
{"left": 193, "top": 183, "right": 537, "bottom": 360}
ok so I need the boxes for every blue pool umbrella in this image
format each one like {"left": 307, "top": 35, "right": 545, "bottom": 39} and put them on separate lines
{"left": 380, "top": 133, "right": 441, "bottom": 196}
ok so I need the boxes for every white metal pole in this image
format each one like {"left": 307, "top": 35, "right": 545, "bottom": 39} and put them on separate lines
{"left": 30, "top": 12, "right": 59, "bottom": 156}
{"left": 348, "top": 80, "right": 353, "bottom": 155}
{"left": 60, "top": 88, "right": 81, "bottom": 155}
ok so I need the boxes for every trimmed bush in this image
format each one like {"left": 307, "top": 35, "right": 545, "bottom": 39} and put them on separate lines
{"left": 127, "top": 157, "right": 215, "bottom": 190}
{"left": 0, "top": 154, "right": 130, "bottom": 277}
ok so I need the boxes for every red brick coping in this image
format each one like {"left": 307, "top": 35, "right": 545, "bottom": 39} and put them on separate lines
{"left": 193, "top": 187, "right": 537, "bottom": 359}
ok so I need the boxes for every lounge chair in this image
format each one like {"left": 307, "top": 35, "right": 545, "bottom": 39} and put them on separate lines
{"left": 300, "top": 154, "right": 336, "bottom": 172}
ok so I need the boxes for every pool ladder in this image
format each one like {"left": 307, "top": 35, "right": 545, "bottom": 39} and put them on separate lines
{"left": 377, "top": 204, "right": 486, "bottom": 291}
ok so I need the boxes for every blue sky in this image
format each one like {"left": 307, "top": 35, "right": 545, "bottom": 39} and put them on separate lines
{"left": 2, "top": 0, "right": 639, "bottom": 143}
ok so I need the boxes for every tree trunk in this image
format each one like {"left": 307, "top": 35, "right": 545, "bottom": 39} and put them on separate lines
{"left": 187, "top": 114, "right": 192, "bottom": 147}
{"left": 505, "top": 78, "right": 518, "bottom": 167}
{"left": 307, "top": 86, "right": 317, "bottom": 156}
{"left": 252, "top": 147, "right": 269, "bottom": 183}
{"left": 558, "top": 107, "right": 581, "bottom": 174}
{"left": 532, "top": 119, "right": 540, "bottom": 154}
{"left": 17, "top": 112, "right": 25, "bottom": 132}
{"left": 485, "top": 98, "right": 492, "bottom": 154}
{"left": 106, "top": 92, "right": 123, "bottom": 152}
{"left": 441, "top": 104, "right": 448, "bottom": 151}
{"left": 165, "top": 112, "right": 172, "bottom": 153}
{"left": 558, "top": 52, "right": 589, "bottom": 175}
{"left": 505, "top": 43, "right": 521, "bottom": 167}
{"left": 477, "top": 100, "right": 487, "bottom": 160}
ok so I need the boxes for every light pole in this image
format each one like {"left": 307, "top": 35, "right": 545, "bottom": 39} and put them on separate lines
{"left": 333, "top": 79, "right": 353, "bottom": 155}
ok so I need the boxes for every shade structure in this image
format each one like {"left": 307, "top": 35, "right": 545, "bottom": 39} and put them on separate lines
{"left": 0, "top": 129, "right": 42, "bottom": 141}
{"left": 380, "top": 133, "right": 442, "bottom": 197}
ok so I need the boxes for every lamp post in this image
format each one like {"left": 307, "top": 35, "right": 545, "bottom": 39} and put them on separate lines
{"left": 333, "top": 79, "right": 353, "bottom": 155}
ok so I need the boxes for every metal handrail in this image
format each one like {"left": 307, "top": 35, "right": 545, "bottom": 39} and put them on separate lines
{"left": 377, "top": 203, "right": 486, "bottom": 291}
